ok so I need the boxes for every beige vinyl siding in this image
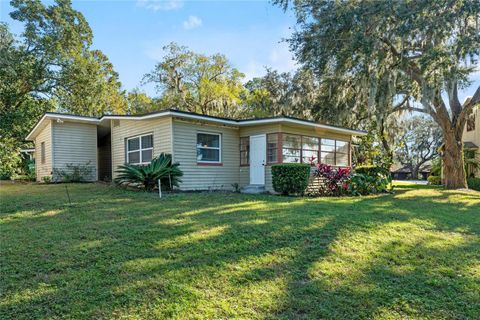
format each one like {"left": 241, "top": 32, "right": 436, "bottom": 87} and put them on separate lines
{"left": 52, "top": 121, "right": 98, "bottom": 181}
{"left": 111, "top": 117, "right": 172, "bottom": 179}
{"left": 265, "top": 166, "right": 274, "bottom": 192}
{"left": 239, "top": 168, "right": 249, "bottom": 187}
{"left": 35, "top": 120, "right": 52, "bottom": 182}
{"left": 173, "top": 119, "right": 239, "bottom": 190}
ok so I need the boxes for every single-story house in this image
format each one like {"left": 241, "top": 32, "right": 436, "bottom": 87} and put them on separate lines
{"left": 26, "top": 109, "right": 367, "bottom": 192}
{"left": 390, "top": 164, "right": 431, "bottom": 180}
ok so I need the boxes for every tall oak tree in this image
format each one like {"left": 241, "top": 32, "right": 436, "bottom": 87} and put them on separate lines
{"left": 276, "top": 0, "right": 480, "bottom": 189}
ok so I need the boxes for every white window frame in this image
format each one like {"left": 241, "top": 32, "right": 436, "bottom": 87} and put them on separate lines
{"left": 196, "top": 132, "right": 222, "bottom": 163}
{"left": 126, "top": 133, "right": 153, "bottom": 165}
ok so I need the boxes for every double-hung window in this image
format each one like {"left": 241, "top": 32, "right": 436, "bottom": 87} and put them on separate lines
{"left": 126, "top": 134, "right": 153, "bottom": 165}
{"left": 197, "top": 132, "right": 221, "bottom": 163}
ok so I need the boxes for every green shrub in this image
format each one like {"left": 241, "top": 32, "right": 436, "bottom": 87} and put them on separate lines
{"left": 467, "top": 177, "right": 480, "bottom": 191}
{"left": 42, "top": 176, "right": 52, "bottom": 184}
{"left": 355, "top": 165, "right": 390, "bottom": 177}
{"left": 115, "top": 153, "right": 183, "bottom": 192}
{"left": 0, "top": 137, "right": 22, "bottom": 179}
{"left": 353, "top": 165, "right": 391, "bottom": 193}
{"left": 348, "top": 173, "right": 379, "bottom": 196}
{"left": 272, "top": 163, "right": 311, "bottom": 196}
{"left": 11, "top": 159, "right": 36, "bottom": 181}
{"left": 427, "top": 175, "right": 442, "bottom": 185}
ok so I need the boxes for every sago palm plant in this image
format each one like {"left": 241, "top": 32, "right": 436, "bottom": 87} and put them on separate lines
{"left": 114, "top": 153, "right": 183, "bottom": 191}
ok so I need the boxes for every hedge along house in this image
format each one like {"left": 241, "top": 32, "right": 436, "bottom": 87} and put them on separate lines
{"left": 26, "top": 109, "right": 367, "bottom": 192}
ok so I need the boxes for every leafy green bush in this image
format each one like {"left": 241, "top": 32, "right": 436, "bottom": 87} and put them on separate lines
{"left": 0, "top": 137, "right": 22, "bottom": 179}
{"left": 115, "top": 153, "right": 183, "bottom": 192}
{"left": 430, "top": 158, "right": 442, "bottom": 177}
{"left": 53, "top": 162, "right": 94, "bottom": 182}
{"left": 272, "top": 163, "right": 311, "bottom": 196}
{"left": 467, "top": 177, "right": 480, "bottom": 191}
{"left": 355, "top": 165, "right": 390, "bottom": 178}
{"left": 350, "top": 165, "right": 391, "bottom": 195}
{"left": 42, "top": 176, "right": 52, "bottom": 184}
{"left": 348, "top": 173, "right": 387, "bottom": 196}
{"left": 427, "top": 175, "right": 442, "bottom": 185}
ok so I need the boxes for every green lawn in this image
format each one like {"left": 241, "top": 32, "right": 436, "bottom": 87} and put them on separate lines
{"left": 1, "top": 182, "right": 479, "bottom": 319}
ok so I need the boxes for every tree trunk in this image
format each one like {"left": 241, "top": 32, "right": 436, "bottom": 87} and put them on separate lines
{"left": 442, "top": 131, "right": 467, "bottom": 189}
{"left": 411, "top": 165, "right": 420, "bottom": 180}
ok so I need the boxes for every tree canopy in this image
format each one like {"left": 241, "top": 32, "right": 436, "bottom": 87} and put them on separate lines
{"left": 276, "top": 0, "right": 480, "bottom": 188}
{"left": 1, "top": 0, "right": 127, "bottom": 177}
{"left": 395, "top": 116, "right": 443, "bottom": 179}
{"left": 2, "top": 0, "right": 127, "bottom": 128}
{"left": 143, "top": 42, "right": 247, "bottom": 118}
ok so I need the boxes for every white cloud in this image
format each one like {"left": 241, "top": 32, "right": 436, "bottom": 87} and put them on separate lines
{"left": 136, "top": 0, "right": 183, "bottom": 12}
{"left": 183, "top": 15, "right": 202, "bottom": 30}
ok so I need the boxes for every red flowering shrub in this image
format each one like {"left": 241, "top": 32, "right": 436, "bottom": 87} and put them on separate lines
{"left": 313, "top": 163, "right": 351, "bottom": 196}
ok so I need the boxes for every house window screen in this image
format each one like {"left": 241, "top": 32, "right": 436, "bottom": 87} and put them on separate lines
{"left": 126, "top": 134, "right": 153, "bottom": 165}
{"left": 240, "top": 137, "right": 249, "bottom": 165}
{"left": 282, "top": 134, "right": 301, "bottom": 163}
{"left": 197, "top": 133, "right": 221, "bottom": 163}
{"left": 267, "top": 134, "right": 279, "bottom": 163}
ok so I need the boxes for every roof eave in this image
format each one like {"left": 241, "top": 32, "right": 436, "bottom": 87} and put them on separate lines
{"left": 26, "top": 110, "right": 367, "bottom": 141}
{"left": 238, "top": 117, "right": 368, "bottom": 136}
{"left": 26, "top": 113, "right": 100, "bottom": 141}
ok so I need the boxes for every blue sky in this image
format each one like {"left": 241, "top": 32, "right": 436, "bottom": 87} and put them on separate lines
{"left": 1, "top": 0, "right": 297, "bottom": 96}
{"left": 1, "top": 0, "right": 478, "bottom": 101}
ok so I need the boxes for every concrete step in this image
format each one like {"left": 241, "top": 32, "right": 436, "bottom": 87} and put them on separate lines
{"left": 241, "top": 184, "right": 266, "bottom": 194}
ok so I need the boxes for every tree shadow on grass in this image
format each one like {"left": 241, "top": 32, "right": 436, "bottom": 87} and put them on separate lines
{"left": 1, "top": 184, "right": 479, "bottom": 319}
{"left": 266, "top": 189, "right": 480, "bottom": 319}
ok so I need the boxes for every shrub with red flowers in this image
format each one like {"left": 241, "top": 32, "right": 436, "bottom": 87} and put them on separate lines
{"left": 312, "top": 163, "right": 351, "bottom": 196}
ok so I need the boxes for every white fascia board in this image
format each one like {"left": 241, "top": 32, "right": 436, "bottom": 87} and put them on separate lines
{"left": 26, "top": 114, "right": 100, "bottom": 141}
{"left": 101, "top": 111, "right": 238, "bottom": 125}
{"left": 101, "top": 112, "right": 365, "bottom": 135}
{"left": 27, "top": 110, "right": 366, "bottom": 141}
{"left": 239, "top": 118, "right": 368, "bottom": 136}
{"left": 162, "top": 111, "right": 238, "bottom": 125}
{"left": 107, "top": 111, "right": 364, "bottom": 135}
{"left": 26, "top": 114, "right": 48, "bottom": 140}
{"left": 101, "top": 111, "right": 170, "bottom": 121}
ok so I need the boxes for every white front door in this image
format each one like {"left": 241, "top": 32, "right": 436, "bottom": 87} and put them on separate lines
{"left": 249, "top": 134, "right": 266, "bottom": 185}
